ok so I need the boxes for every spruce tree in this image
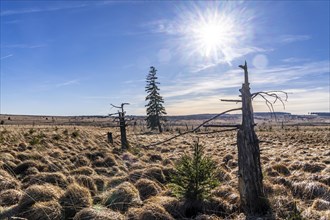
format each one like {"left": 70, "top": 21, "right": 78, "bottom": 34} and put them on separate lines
{"left": 145, "top": 66, "right": 166, "bottom": 133}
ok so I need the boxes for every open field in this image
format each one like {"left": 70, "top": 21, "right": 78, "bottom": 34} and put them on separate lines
{"left": 0, "top": 122, "right": 329, "bottom": 219}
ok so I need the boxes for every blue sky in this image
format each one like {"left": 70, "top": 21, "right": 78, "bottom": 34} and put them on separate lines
{"left": 1, "top": 1, "right": 329, "bottom": 116}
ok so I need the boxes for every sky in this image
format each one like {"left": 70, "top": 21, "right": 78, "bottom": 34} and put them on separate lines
{"left": 0, "top": 1, "right": 329, "bottom": 116}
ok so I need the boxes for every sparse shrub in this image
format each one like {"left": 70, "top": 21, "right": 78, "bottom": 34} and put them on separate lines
{"left": 0, "top": 120, "right": 4, "bottom": 125}
{"left": 102, "top": 181, "right": 142, "bottom": 212}
{"left": 135, "top": 178, "right": 162, "bottom": 200}
{"left": 74, "top": 206, "right": 125, "bottom": 220}
{"left": 169, "top": 141, "right": 219, "bottom": 201}
{"left": 59, "top": 183, "right": 92, "bottom": 219}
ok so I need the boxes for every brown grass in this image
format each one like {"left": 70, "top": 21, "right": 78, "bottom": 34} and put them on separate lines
{"left": 102, "top": 181, "right": 142, "bottom": 212}
{"left": 0, "top": 189, "right": 22, "bottom": 206}
{"left": 59, "top": 183, "right": 92, "bottom": 219}
{"left": 18, "top": 200, "right": 63, "bottom": 220}
{"left": 73, "top": 206, "right": 125, "bottom": 220}
{"left": 0, "top": 124, "right": 329, "bottom": 219}
{"left": 135, "top": 178, "right": 162, "bottom": 200}
{"left": 127, "top": 203, "right": 174, "bottom": 220}
{"left": 19, "top": 183, "right": 63, "bottom": 207}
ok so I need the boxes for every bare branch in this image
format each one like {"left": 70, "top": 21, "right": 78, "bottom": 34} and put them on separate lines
{"left": 145, "top": 107, "right": 242, "bottom": 147}
{"left": 203, "top": 124, "right": 241, "bottom": 128}
{"left": 251, "top": 90, "right": 288, "bottom": 121}
{"left": 195, "top": 128, "right": 237, "bottom": 135}
{"left": 193, "top": 107, "right": 242, "bottom": 132}
{"left": 220, "top": 99, "right": 242, "bottom": 103}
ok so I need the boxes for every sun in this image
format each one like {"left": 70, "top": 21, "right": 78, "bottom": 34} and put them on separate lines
{"left": 193, "top": 16, "right": 235, "bottom": 59}
{"left": 176, "top": 3, "right": 254, "bottom": 66}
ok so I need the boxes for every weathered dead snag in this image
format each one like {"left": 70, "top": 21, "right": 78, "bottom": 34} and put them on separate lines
{"left": 109, "top": 103, "right": 131, "bottom": 150}
{"left": 236, "top": 61, "right": 271, "bottom": 215}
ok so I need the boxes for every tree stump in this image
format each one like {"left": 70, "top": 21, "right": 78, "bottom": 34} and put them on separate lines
{"left": 107, "top": 132, "right": 113, "bottom": 144}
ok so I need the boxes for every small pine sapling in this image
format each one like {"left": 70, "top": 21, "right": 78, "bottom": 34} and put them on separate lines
{"left": 169, "top": 140, "right": 219, "bottom": 201}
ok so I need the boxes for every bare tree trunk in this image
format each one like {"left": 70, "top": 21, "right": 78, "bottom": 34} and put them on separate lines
{"left": 237, "top": 62, "right": 270, "bottom": 216}
{"left": 119, "top": 112, "right": 128, "bottom": 150}
{"left": 158, "top": 119, "right": 163, "bottom": 133}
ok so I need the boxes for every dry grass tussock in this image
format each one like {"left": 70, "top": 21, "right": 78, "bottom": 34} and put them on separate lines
{"left": 73, "top": 206, "right": 125, "bottom": 220}
{"left": 0, "top": 125, "right": 329, "bottom": 219}
{"left": 101, "top": 181, "right": 142, "bottom": 212}
{"left": 59, "top": 183, "right": 93, "bottom": 219}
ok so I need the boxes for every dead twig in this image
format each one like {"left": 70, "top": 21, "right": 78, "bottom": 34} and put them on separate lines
{"left": 251, "top": 91, "right": 288, "bottom": 120}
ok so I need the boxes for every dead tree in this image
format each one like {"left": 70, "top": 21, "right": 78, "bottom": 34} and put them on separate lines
{"left": 110, "top": 103, "right": 130, "bottom": 150}
{"left": 144, "top": 61, "right": 287, "bottom": 217}
{"left": 236, "top": 61, "right": 270, "bottom": 215}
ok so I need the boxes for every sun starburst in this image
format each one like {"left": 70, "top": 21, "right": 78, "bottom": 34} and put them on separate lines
{"left": 171, "top": 2, "right": 256, "bottom": 67}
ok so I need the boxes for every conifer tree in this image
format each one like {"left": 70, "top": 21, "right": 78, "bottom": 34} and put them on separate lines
{"left": 145, "top": 66, "right": 166, "bottom": 133}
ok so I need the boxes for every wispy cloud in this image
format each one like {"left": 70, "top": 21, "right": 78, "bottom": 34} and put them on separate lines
{"left": 83, "top": 96, "right": 117, "bottom": 100}
{"left": 1, "top": 44, "right": 47, "bottom": 49}
{"left": 0, "top": 3, "right": 87, "bottom": 16}
{"left": 159, "top": 60, "right": 329, "bottom": 114}
{"left": 280, "top": 35, "right": 311, "bottom": 43}
{"left": 282, "top": 57, "right": 310, "bottom": 63}
{"left": 0, "top": 54, "right": 13, "bottom": 60}
{"left": 56, "top": 80, "right": 79, "bottom": 87}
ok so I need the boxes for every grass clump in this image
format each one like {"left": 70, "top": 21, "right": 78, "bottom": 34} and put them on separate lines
{"left": 102, "top": 181, "right": 142, "bottom": 212}
{"left": 128, "top": 203, "right": 174, "bottom": 220}
{"left": 71, "top": 130, "right": 79, "bottom": 138}
{"left": 134, "top": 178, "right": 162, "bottom": 200}
{"left": 272, "top": 164, "right": 291, "bottom": 176}
{"left": 19, "top": 201, "right": 63, "bottom": 220}
{"left": 0, "top": 189, "right": 22, "bottom": 206}
{"left": 59, "top": 183, "right": 92, "bottom": 219}
{"left": 19, "top": 184, "right": 63, "bottom": 208}
{"left": 169, "top": 141, "right": 219, "bottom": 201}
{"left": 73, "top": 206, "right": 124, "bottom": 220}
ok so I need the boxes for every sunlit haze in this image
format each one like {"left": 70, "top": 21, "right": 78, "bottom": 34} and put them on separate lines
{"left": 1, "top": 1, "right": 329, "bottom": 116}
